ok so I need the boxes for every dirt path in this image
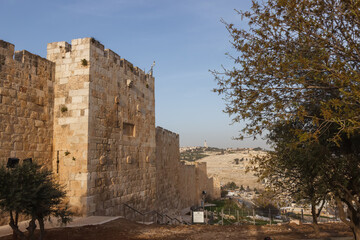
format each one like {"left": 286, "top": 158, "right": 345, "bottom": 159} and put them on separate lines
{"left": 0, "top": 218, "right": 353, "bottom": 240}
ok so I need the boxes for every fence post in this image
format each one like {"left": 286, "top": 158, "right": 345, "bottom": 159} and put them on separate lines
{"left": 334, "top": 208, "right": 337, "bottom": 222}
{"left": 269, "top": 208, "right": 271, "bottom": 225}
{"left": 237, "top": 210, "right": 239, "bottom": 222}
{"left": 301, "top": 209, "right": 304, "bottom": 223}
{"left": 221, "top": 209, "right": 224, "bottom": 225}
{"left": 253, "top": 208, "right": 255, "bottom": 225}
{"left": 205, "top": 210, "right": 208, "bottom": 224}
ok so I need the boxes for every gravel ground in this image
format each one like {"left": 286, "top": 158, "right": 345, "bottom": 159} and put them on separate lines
{"left": 0, "top": 218, "right": 353, "bottom": 240}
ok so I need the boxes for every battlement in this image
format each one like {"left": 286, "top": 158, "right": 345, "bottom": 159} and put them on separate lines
{"left": 0, "top": 40, "right": 53, "bottom": 69}
{"left": 0, "top": 37, "right": 220, "bottom": 216}
{"left": 0, "top": 39, "right": 55, "bottom": 168}
{"left": 47, "top": 38, "right": 152, "bottom": 82}
{"left": 156, "top": 127, "right": 179, "bottom": 139}
{"left": 14, "top": 50, "right": 54, "bottom": 67}
{"left": 0, "top": 40, "right": 15, "bottom": 58}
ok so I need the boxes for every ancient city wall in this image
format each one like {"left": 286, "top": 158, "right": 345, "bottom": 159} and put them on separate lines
{"left": 0, "top": 40, "right": 54, "bottom": 167}
{"left": 47, "top": 38, "right": 91, "bottom": 212}
{"left": 155, "top": 127, "right": 182, "bottom": 211}
{"left": 0, "top": 38, "right": 220, "bottom": 217}
{"left": 156, "top": 127, "right": 220, "bottom": 212}
{"left": 86, "top": 39, "right": 156, "bottom": 215}
{"left": 178, "top": 162, "right": 198, "bottom": 207}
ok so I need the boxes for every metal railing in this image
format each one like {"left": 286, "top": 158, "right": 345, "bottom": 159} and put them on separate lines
{"left": 122, "top": 203, "right": 184, "bottom": 225}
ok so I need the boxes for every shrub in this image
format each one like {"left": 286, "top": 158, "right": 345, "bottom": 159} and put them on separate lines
{"left": 0, "top": 162, "right": 72, "bottom": 240}
{"left": 60, "top": 106, "right": 68, "bottom": 113}
{"left": 81, "top": 59, "right": 88, "bottom": 66}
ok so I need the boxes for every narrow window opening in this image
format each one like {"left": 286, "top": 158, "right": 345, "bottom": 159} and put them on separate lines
{"left": 123, "top": 122, "right": 135, "bottom": 137}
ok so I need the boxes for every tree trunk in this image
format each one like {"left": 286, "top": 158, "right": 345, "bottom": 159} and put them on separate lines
{"left": 352, "top": 226, "right": 360, "bottom": 240}
{"left": 311, "top": 202, "right": 320, "bottom": 235}
{"left": 311, "top": 202, "right": 318, "bottom": 225}
{"left": 335, "top": 197, "right": 360, "bottom": 240}
{"left": 9, "top": 211, "right": 25, "bottom": 240}
{"left": 38, "top": 218, "right": 45, "bottom": 240}
{"left": 9, "top": 221, "right": 26, "bottom": 240}
{"left": 26, "top": 218, "right": 36, "bottom": 240}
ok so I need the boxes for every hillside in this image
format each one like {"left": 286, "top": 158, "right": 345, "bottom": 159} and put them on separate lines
{"left": 180, "top": 147, "right": 267, "bottom": 189}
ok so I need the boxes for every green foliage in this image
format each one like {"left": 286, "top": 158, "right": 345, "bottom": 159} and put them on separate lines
{"left": 214, "top": 0, "right": 360, "bottom": 237}
{"left": 180, "top": 148, "right": 208, "bottom": 161}
{"left": 206, "top": 199, "right": 240, "bottom": 212}
{"left": 220, "top": 189, "right": 228, "bottom": 198}
{"left": 81, "top": 59, "right": 88, "bottom": 67}
{"left": 60, "top": 106, "right": 68, "bottom": 113}
{"left": 252, "top": 191, "right": 281, "bottom": 216}
{"left": 0, "top": 163, "right": 72, "bottom": 239}
{"left": 213, "top": 0, "right": 360, "bottom": 140}
{"left": 223, "top": 181, "right": 238, "bottom": 190}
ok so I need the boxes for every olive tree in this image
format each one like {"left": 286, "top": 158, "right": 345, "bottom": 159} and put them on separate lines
{"left": 0, "top": 162, "right": 72, "bottom": 240}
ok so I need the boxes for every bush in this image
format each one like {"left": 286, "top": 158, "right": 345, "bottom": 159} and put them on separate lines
{"left": 221, "top": 189, "right": 229, "bottom": 198}
{"left": 0, "top": 162, "right": 72, "bottom": 240}
{"left": 224, "top": 181, "right": 238, "bottom": 190}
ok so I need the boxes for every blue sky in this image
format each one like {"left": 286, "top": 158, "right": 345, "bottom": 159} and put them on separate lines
{"left": 0, "top": 0, "right": 268, "bottom": 149}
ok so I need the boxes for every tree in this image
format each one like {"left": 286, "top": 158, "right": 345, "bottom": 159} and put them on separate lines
{"left": 251, "top": 121, "right": 330, "bottom": 225}
{"left": 213, "top": 0, "right": 360, "bottom": 238}
{"left": 221, "top": 189, "right": 229, "bottom": 198}
{"left": 224, "top": 181, "right": 238, "bottom": 190}
{"left": 213, "top": 0, "right": 360, "bottom": 140}
{"left": 0, "top": 162, "right": 72, "bottom": 240}
{"left": 252, "top": 190, "right": 282, "bottom": 216}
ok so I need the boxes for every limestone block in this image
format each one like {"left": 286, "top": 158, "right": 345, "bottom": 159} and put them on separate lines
{"left": 72, "top": 96, "right": 83, "bottom": 103}
{"left": 74, "top": 173, "right": 88, "bottom": 181}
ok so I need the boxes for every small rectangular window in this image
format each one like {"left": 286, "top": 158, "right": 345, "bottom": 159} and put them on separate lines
{"left": 123, "top": 122, "right": 135, "bottom": 137}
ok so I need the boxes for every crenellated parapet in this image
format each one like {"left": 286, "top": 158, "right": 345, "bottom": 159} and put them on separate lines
{"left": 0, "top": 37, "right": 219, "bottom": 218}
{"left": 47, "top": 38, "right": 153, "bottom": 92}
{"left": 0, "top": 40, "right": 55, "bottom": 168}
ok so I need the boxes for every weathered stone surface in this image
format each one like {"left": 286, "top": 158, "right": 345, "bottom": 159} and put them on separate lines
{"left": 0, "top": 38, "right": 220, "bottom": 217}
{"left": 0, "top": 40, "right": 54, "bottom": 167}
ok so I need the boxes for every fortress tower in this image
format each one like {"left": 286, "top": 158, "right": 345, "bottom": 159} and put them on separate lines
{"left": 0, "top": 38, "right": 220, "bottom": 217}
{"left": 47, "top": 38, "right": 156, "bottom": 215}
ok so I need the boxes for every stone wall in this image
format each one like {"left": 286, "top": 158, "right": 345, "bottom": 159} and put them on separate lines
{"left": 86, "top": 39, "right": 156, "bottom": 215}
{"left": 0, "top": 38, "right": 220, "bottom": 217}
{"left": 47, "top": 38, "right": 91, "bottom": 212}
{"left": 46, "top": 38, "right": 158, "bottom": 215}
{"left": 155, "top": 127, "right": 220, "bottom": 213}
{"left": 155, "top": 127, "right": 182, "bottom": 211}
{"left": 0, "top": 40, "right": 54, "bottom": 167}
